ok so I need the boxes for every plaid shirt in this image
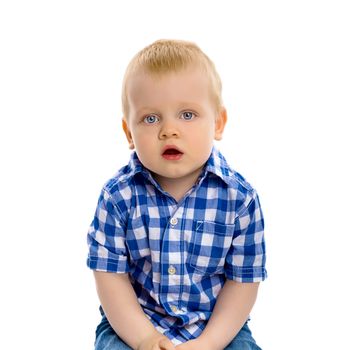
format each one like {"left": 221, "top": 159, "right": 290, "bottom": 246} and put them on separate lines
{"left": 87, "top": 147, "right": 267, "bottom": 344}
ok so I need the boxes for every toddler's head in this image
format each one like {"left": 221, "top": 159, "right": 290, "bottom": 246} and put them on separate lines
{"left": 121, "top": 40, "right": 227, "bottom": 194}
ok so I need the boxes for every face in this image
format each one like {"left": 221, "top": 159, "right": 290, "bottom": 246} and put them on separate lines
{"left": 122, "top": 66, "right": 227, "bottom": 191}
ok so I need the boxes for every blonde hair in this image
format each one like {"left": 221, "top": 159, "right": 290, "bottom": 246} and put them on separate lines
{"left": 121, "top": 39, "right": 223, "bottom": 117}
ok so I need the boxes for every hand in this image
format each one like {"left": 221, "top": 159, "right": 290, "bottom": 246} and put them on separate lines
{"left": 175, "top": 339, "right": 208, "bottom": 350}
{"left": 138, "top": 332, "right": 175, "bottom": 350}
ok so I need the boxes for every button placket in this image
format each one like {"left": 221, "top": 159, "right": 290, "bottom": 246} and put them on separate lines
{"left": 160, "top": 208, "right": 183, "bottom": 316}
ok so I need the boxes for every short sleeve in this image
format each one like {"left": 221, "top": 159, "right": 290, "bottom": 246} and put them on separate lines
{"left": 225, "top": 191, "right": 267, "bottom": 282}
{"left": 87, "top": 188, "right": 129, "bottom": 273}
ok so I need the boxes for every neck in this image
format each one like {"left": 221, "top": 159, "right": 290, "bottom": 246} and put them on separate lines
{"left": 153, "top": 168, "right": 203, "bottom": 202}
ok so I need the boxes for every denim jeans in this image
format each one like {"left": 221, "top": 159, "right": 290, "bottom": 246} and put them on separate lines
{"left": 94, "top": 314, "right": 262, "bottom": 350}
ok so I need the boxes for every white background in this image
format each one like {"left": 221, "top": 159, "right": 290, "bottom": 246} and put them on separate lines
{"left": 1, "top": 1, "right": 361, "bottom": 349}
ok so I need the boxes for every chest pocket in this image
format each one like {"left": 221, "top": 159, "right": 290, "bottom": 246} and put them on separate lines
{"left": 188, "top": 221, "right": 234, "bottom": 275}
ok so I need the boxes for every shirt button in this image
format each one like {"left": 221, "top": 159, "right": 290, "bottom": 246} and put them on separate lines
{"left": 168, "top": 265, "right": 176, "bottom": 275}
{"left": 170, "top": 217, "right": 178, "bottom": 225}
{"left": 170, "top": 305, "right": 178, "bottom": 313}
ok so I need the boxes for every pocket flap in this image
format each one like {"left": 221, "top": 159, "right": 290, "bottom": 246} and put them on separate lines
{"left": 195, "top": 221, "right": 234, "bottom": 236}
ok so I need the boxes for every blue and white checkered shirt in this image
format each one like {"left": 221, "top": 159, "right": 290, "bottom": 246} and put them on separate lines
{"left": 87, "top": 147, "right": 267, "bottom": 344}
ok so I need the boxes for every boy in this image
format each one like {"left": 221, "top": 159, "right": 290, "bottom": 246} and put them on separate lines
{"left": 87, "top": 39, "right": 267, "bottom": 350}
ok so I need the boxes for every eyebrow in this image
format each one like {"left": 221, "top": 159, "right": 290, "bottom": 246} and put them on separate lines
{"left": 136, "top": 102, "right": 204, "bottom": 113}
{"left": 134, "top": 107, "right": 160, "bottom": 114}
{"left": 177, "top": 102, "right": 204, "bottom": 110}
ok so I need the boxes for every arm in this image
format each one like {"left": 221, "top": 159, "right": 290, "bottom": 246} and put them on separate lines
{"left": 176, "top": 280, "right": 259, "bottom": 350}
{"left": 94, "top": 271, "right": 175, "bottom": 350}
{"left": 199, "top": 280, "right": 259, "bottom": 349}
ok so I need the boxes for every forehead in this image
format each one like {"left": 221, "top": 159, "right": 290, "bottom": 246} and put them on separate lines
{"left": 127, "top": 67, "right": 213, "bottom": 109}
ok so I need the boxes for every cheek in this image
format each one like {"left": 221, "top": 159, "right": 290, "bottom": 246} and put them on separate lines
{"left": 133, "top": 129, "right": 154, "bottom": 148}
{"left": 196, "top": 124, "right": 215, "bottom": 141}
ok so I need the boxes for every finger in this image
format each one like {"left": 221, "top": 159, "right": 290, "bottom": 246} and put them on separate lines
{"left": 159, "top": 338, "right": 175, "bottom": 350}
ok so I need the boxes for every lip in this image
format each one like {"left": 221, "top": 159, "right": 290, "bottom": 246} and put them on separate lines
{"left": 161, "top": 145, "right": 184, "bottom": 161}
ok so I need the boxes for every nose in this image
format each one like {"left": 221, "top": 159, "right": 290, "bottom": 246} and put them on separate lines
{"left": 158, "top": 120, "right": 180, "bottom": 139}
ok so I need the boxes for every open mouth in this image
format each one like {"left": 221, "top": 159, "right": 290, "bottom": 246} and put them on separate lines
{"left": 163, "top": 148, "right": 182, "bottom": 155}
{"left": 162, "top": 147, "right": 183, "bottom": 160}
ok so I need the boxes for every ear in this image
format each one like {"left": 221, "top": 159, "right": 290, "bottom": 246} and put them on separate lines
{"left": 214, "top": 108, "right": 227, "bottom": 141}
{"left": 122, "top": 118, "right": 135, "bottom": 149}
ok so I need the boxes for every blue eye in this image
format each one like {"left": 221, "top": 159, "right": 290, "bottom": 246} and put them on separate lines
{"left": 181, "top": 111, "right": 195, "bottom": 120}
{"left": 144, "top": 115, "right": 159, "bottom": 124}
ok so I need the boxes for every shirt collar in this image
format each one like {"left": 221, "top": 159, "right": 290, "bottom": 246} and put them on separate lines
{"left": 203, "top": 146, "right": 233, "bottom": 186}
{"left": 126, "top": 146, "right": 233, "bottom": 186}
